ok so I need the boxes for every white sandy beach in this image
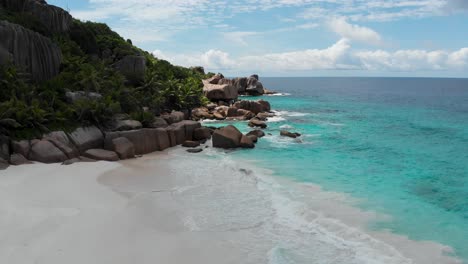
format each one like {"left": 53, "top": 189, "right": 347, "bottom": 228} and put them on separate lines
{"left": 0, "top": 147, "right": 461, "bottom": 264}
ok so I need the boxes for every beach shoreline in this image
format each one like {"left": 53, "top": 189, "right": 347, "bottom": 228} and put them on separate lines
{"left": 0, "top": 147, "right": 461, "bottom": 264}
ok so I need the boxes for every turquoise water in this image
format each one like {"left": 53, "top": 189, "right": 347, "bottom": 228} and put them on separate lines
{"left": 224, "top": 78, "right": 468, "bottom": 261}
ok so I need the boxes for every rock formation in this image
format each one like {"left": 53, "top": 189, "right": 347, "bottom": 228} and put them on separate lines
{"left": 0, "top": 0, "right": 73, "bottom": 33}
{"left": 0, "top": 21, "right": 62, "bottom": 81}
{"left": 114, "top": 55, "right": 146, "bottom": 85}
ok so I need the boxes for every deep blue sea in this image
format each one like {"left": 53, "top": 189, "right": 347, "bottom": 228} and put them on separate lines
{"left": 211, "top": 77, "right": 468, "bottom": 262}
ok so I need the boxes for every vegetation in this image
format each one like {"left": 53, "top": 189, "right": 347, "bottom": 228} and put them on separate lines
{"left": 0, "top": 12, "right": 210, "bottom": 139}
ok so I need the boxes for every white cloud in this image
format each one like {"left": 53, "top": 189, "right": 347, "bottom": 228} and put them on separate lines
{"left": 222, "top": 31, "right": 260, "bottom": 46}
{"left": 153, "top": 41, "right": 468, "bottom": 74}
{"left": 328, "top": 17, "right": 382, "bottom": 45}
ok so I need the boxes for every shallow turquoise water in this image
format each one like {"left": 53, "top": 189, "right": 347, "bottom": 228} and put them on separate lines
{"left": 226, "top": 78, "right": 468, "bottom": 261}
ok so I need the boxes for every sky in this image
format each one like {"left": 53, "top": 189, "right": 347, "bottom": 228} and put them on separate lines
{"left": 47, "top": 0, "right": 468, "bottom": 77}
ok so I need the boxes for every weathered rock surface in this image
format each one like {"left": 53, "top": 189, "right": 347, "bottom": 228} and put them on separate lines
{"left": 12, "top": 140, "right": 30, "bottom": 158}
{"left": 247, "top": 130, "right": 266, "bottom": 138}
{"left": 44, "top": 131, "right": 79, "bottom": 159}
{"left": 83, "top": 149, "right": 119, "bottom": 161}
{"left": 114, "top": 55, "right": 146, "bottom": 85}
{"left": 212, "top": 125, "right": 243, "bottom": 149}
{"left": 68, "top": 126, "right": 104, "bottom": 153}
{"left": 247, "top": 134, "right": 258, "bottom": 143}
{"left": 155, "top": 128, "right": 171, "bottom": 151}
{"left": 0, "top": 21, "right": 62, "bottom": 81}
{"left": 110, "top": 120, "right": 142, "bottom": 131}
{"left": 162, "top": 111, "right": 185, "bottom": 124}
{"left": 148, "top": 117, "right": 168, "bottom": 128}
{"left": 111, "top": 137, "right": 135, "bottom": 159}
{"left": 0, "top": 135, "right": 10, "bottom": 161}
{"left": 191, "top": 107, "right": 213, "bottom": 120}
{"left": 233, "top": 77, "right": 248, "bottom": 93}
{"left": 29, "top": 140, "right": 68, "bottom": 163}
{"left": 246, "top": 76, "right": 264, "bottom": 95}
{"left": 249, "top": 119, "right": 267, "bottom": 129}
{"left": 0, "top": 0, "right": 73, "bottom": 33}
{"left": 193, "top": 127, "right": 212, "bottom": 141}
{"left": 233, "top": 100, "right": 269, "bottom": 114}
{"left": 187, "top": 148, "right": 203, "bottom": 153}
{"left": 105, "top": 127, "right": 172, "bottom": 155}
{"left": 9, "top": 153, "right": 32, "bottom": 165}
{"left": 182, "top": 140, "right": 200, "bottom": 148}
{"left": 203, "top": 75, "right": 238, "bottom": 101}
{"left": 280, "top": 130, "right": 301, "bottom": 138}
{"left": 240, "top": 135, "right": 255, "bottom": 149}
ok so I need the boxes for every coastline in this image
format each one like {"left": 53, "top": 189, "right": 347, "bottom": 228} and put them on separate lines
{"left": 0, "top": 147, "right": 461, "bottom": 264}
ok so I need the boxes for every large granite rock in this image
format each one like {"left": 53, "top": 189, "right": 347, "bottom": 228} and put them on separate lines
{"left": 246, "top": 76, "right": 264, "bottom": 95}
{"left": 9, "top": 153, "right": 32, "bottom": 165}
{"left": 111, "top": 137, "right": 135, "bottom": 160}
{"left": 212, "top": 125, "right": 243, "bottom": 149}
{"left": 11, "top": 140, "right": 30, "bottom": 158}
{"left": 104, "top": 128, "right": 171, "bottom": 155}
{"left": 0, "top": 0, "right": 73, "bottom": 33}
{"left": 233, "top": 100, "right": 269, "bottom": 114}
{"left": 155, "top": 128, "right": 170, "bottom": 151}
{"left": 0, "top": 135, "right": 9, "bottom": 161}
{"left": 0, "top": 21, "right": 62, "bottom": 81}
{"left": 83, "top": 149, "right": 119, "bottom": 161}
{"left": 240, "top": 135, "right": 255, "bottom": 149}
{"left": 110, "top": 119, "right": 142, "bottom": 132}
{"left": 29, "top": 140, "right": 67, "bottom": 163}
{"left": 248, "top": 119, "right": 267, "bottom": 129}
{"left": 114, "top": 55, "right": 146, "bottom": 85}
{"left": 202, "top": 77, "right": 238, "bottom": 101}
{"left": 233, "top": 77, "right": 248, "bottom": 93}
{"left": 162, "top": 111, "right": 185, "bottom": 124}
{"left": 43, "top": 131, "right": 79, "bottom": 159}
{"left": 68, "top": 126, "right": 104, "bottom": 153}
{"left": 148, "top": 117, "right": 168, "bottom": 128}
{"left": 193, "top": 127, "right": 212, "bottom": 141}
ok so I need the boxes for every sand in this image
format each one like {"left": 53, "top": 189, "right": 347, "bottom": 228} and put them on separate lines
{"left": 0, "top": 147, "right": 461, "bottom": 264}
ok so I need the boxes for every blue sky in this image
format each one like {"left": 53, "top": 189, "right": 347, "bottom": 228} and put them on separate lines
{"left": 48, "top": 0, "right": 468, "bottom": 77}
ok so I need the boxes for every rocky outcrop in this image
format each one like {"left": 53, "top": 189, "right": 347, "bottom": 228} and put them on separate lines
{"left": 0, "top": 21, "right": 62, "bottom": 81}
{"left": 12, "top": 140, "right": 30, "bottom": 158}
{"left": 182, "top": 140, "right": 200, "bottom": 148}
{"left": 193, "top": 127, "right": 212, "bottom": 141}
{"left": 246, "top": 130, "right": 265, "bottom": 138}
{"left": 233, "top": 100, "right": 270, "bottom": 114}
{"left": 187, "top": 148, "right": 203, "bottom": 153}
{"left": 43, "top": 131, "right": 79, "bottom": 159}
{"left": 114, "top": 55, "right": 146, "bottom": 85}
{"left": 0, "top": 0, "right": 73, "bottom": 33}
{"left": 111, "top": 137, "right": 135, "bottom": 160}
{"left": 162, "top": 111, "right": 185, "bottom": 125}
{"left": 110, "top": 119, "right": 143, "bottom": 132}
{"left": 148, "top": 117, "right": 168, "bottom": 128}
{"left": 202, "top": 74, "right": 238, "bottom": 101}
{"left": 83, "top": 149, "right": 119, "bottom": 161}
{"left": 280, "top": 130, "right": 301, "bottom": 138}
{"left": 68, "top": 126, "right": 104, "bottom": 153}
{"left": 248, "top": 119, "right": 267, "bottom": 129}
{"left": 246, "top": 75, "right": 265, "bottom": 95}
{"left": 9, "top": 153, "right": 32, "bottom": 165}
{"left": 233, "top": 77, "right": 248, "bottom": 93}
{"left": 212, "top": 125, "right": 243, "bottom": 149}
{"left": 240, "top": 135, "right": 255, "bottom": 149}
{"left": 29, "top": 140, "right": 68, "bottom": 163}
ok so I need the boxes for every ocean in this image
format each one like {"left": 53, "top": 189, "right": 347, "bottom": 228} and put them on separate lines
{"left": 202, "top": 77, "right": 468, "bottom": 263}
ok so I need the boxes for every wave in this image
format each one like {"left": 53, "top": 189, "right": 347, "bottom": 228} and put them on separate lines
{"left": 168, "top": 148, "right": 459, "bottom": 263}
{"left": 273, "top": 110, "right": 311, "bottom": 117}
{"left": 266, "top": 93, "right": 291, "bottom": 97}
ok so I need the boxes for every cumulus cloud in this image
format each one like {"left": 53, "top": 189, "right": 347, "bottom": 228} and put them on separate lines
{"left": 153, "top": 41, "right": 468, "bottom": 74}
{"left": 222, "top": 31, "right": 260, "bottom": 46}
{"left": 328, "top": 17, "right": 382, "bottom": 45}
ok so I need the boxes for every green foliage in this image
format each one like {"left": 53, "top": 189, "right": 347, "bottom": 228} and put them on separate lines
{"left": 0, "top": 13, "right": 210, "bottom": 139}
{"left": 0, "top": 9, "right": 49, "bottom": 36}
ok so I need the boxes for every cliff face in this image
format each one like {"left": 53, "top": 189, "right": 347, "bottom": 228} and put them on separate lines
{"left": 0, "top": 0, "right": 72, "bottom": 33}
{"left": 0, "top": 20, "right": 61, "bottom": 81}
